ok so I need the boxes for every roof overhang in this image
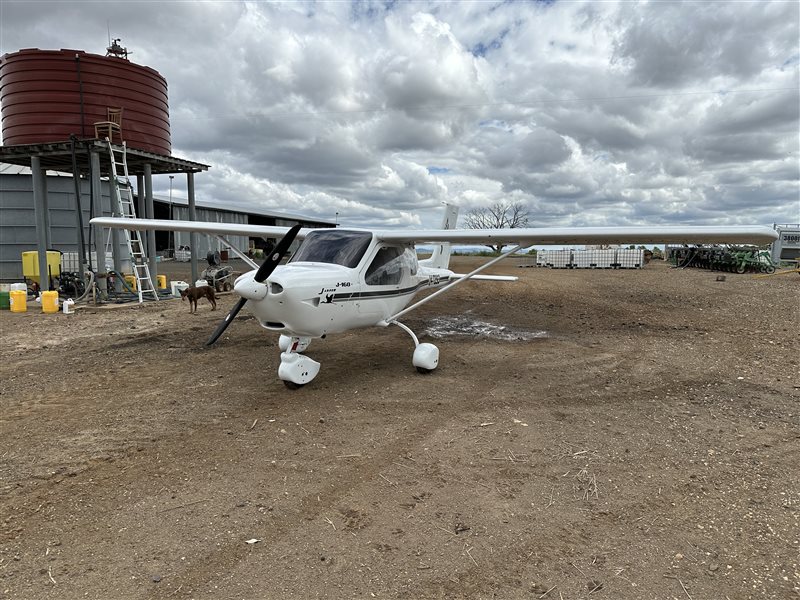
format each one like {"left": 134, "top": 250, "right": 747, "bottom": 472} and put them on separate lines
{"left": 0, "top": 140, "right": 209, "bottom": 176}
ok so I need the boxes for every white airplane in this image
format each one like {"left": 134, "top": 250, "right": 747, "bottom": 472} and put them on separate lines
{"left": 92, "top": 207, "right": 777, "bottom": 388}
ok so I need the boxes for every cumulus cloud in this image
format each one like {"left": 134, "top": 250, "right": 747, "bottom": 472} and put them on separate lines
{"left": 0, "top": 0, "right": 797, "bottom": 229}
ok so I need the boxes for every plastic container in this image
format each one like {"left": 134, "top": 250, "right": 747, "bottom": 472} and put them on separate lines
{"left": 171, "top": 280, "right": 189, "bottom": 297}
{"left": 62, "top": 299, "right": 75, "bottom": 314}
{"left": 124, "top": 275, "right": 137, "bottom": 291}
{"left": 9, "top": 289, "right": 27, "bottom": 312}
{"left": 0, "top": 291, "right": 9, "bottom": 310}
{"left": 195, "top": 279, "right": 209, "bottom": 287}
{"left": 21, "top": 251, "right": 61, "bottom": 283}
{"left": 41, "top": 290, "right": 59, "bottom": 313}
{"left": 157, "top": 274, "right": 167, "bottom": 289}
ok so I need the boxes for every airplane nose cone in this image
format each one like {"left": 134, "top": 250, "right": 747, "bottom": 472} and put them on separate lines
{"left": 234, "top": 273, "right": 268, "bottom": 301}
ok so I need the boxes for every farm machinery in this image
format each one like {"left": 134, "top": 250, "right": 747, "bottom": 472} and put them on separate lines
{"left": 200, "top": 250, "right": 235, "bottom": 291}
{"left": 669, "top": 245, "right": 775, "bottom": 274}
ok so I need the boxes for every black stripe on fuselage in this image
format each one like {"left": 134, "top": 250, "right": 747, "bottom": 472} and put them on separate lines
{"left": 329, "top": 279, "right": 447, "bottom": 302}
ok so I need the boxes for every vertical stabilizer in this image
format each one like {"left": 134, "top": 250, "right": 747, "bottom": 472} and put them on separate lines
{"left": 424, "top": 203, "right": 459, "bottom": 269}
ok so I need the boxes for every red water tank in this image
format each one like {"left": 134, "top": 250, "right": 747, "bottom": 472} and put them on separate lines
{"left": 0, "top": 48, "right": 171, "bottom": 155}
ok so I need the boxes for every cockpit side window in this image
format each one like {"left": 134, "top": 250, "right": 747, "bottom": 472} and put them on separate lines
{"left": 365, "top": 246, "right": 417, "bottom": 286}
{"left": 289, "top": 230, "right": 373, "bottom": 268}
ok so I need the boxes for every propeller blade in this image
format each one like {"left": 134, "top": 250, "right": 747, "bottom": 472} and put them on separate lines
{"left": 254, "top": 224, "right": 302, "bottom": 283}
{"left": 206, "top": 223, "right": 302, "bottom": 346}
{"left": 206, "top": 297, "right": 247, "bottom": 346}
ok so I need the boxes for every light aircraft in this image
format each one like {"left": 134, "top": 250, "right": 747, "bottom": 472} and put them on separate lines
{"left": 92, "top": 207, "right": 777, "bottom": 388}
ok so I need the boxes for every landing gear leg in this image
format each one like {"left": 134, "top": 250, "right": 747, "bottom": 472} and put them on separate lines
{"left": 391, "top": 321, "right": 439, "bottom": 374}
{"left": 278, "top": 336, "right": 320, "bottom": 388}
{"left": 279, "top": 334, "right": 311, "bottom": 352}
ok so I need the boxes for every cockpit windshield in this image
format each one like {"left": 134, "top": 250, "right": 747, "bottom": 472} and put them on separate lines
{"left": 289, "top": 230, "right": 373, "bottom": 268}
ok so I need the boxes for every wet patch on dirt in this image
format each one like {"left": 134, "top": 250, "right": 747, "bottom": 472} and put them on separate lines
{"left": 423, "top": 314, "right": 548, "bottom": 341}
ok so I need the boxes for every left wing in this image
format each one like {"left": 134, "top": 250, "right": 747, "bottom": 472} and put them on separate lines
{"left": 374, "top": 226, "right": 778, "bottom": 246}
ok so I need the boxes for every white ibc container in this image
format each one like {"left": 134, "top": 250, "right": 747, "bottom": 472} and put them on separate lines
{"left": 573, "top": 251, "right": 594, "bottom": 268}
{"left": 550, "top": 250, "right": 572, "bottom": 268}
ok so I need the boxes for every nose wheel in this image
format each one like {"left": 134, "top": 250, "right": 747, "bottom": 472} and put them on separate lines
{"left": 279, "top": 334, "right": 311, "bottom": 353}
{"left": 278, "top": 336, "right": 320, "bottom": 389}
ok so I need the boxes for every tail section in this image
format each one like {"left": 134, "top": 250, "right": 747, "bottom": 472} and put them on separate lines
{"left": 422, "top": 203, "right": 459, "bottom": 269}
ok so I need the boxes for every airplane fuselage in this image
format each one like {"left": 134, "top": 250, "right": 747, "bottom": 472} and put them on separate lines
{"left": 233, "top": 229, "right": 448, "bottom": 338}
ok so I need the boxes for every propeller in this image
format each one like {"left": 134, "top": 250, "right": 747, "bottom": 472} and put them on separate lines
{"left": 206, "top": 224, "right": 302, "bottom": 346}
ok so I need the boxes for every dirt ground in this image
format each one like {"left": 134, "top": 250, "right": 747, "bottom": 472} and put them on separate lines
{"left": 1, "top": 257, "right": 798, "bottom": 600}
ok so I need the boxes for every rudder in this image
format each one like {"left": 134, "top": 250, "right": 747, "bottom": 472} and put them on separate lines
{"left": 423, "top": 203, "right": 459, "bottom": 269}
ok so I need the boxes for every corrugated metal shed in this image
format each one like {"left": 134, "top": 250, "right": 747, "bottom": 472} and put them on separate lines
{"left": 156, "top": 194, "right": 335, "bottom": 226}
{"left": 0, "top": 166, "right": 125, "bottom": 280}
{"left": 1, "top": 165, "right": 336, "bottom": 280}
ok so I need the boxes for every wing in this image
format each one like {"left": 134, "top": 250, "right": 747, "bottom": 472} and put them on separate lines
{"left": 90, "top": 217, "right": 308, "bottom": 239}
{"left": 374, "top": 226, "right": 778, "bottom": 246}
{"left": 91, "top": 217, "right": 778, "bottom": 246}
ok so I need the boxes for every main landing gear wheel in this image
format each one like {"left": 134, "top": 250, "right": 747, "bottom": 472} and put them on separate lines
{"left": 412, "top": 342, "right": 439, "bottom": 372}
{"left": 391, "top": 321, "right": 440, "bottom": 374}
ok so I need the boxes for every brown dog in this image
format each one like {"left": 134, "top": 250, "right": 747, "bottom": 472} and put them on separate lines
{"left": 180, "top": 285, "right": 216, "bottom": 313}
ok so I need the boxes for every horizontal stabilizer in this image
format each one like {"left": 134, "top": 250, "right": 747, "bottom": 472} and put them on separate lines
{"left": 451, "top": 274, "right": 518, "bottom": 282}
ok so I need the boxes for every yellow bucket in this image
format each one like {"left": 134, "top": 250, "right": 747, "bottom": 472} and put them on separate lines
{"left": 124, "top": 275, "right": 137, "bottom": 291}
{"left": 157, "top": 274, "right": 167, "bottom": 289}
{"left": 9, "top": 289, "right": 27, "bottom": 313}
{"left": 41, "top": 290, "right": 59, "bottom": 313}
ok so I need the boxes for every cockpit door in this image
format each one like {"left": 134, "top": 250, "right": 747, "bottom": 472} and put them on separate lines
{"left": 357, "top": 244, "right": 418, "bottom": 316}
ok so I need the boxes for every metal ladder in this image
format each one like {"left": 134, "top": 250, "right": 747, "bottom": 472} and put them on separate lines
{"left": 106, "top": 140, "right": 158, "bottom": 302}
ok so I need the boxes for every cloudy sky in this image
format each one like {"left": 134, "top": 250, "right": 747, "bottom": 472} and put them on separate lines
{"left": 1, "top": 0, "right": 798, "bottom": 229}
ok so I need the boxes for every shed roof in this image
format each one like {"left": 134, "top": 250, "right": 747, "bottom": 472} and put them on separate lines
{"left": 0, "top": 140, "right": 209, "bottom": 175}
{"left": 152, "top": 194, "right": 336, "bottom": 226}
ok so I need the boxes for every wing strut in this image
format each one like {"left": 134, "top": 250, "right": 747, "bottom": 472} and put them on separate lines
{"left": 381, "top": 244, "right": 522, "bottom": 325}
{"left": 212, "top": 234, "right": 259, "bottom": 269}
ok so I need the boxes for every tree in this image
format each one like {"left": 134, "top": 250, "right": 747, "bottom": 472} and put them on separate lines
{"left": 462, "top": 201, "right": 529, "bottom": 254}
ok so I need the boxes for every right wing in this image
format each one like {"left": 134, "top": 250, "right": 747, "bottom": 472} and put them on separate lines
{"left": 374, "top": 226, "right": 779, "bottom": 246}
{"left": 90, "top": 217, "right": 304, "bottom": 239}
